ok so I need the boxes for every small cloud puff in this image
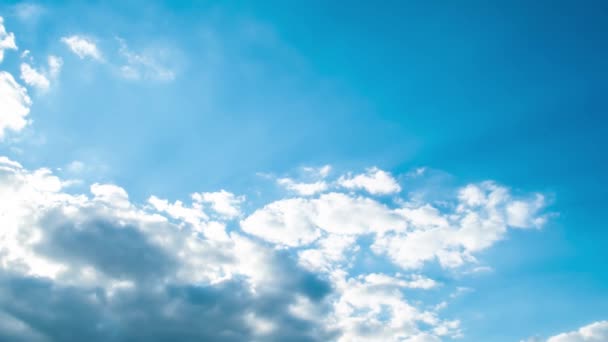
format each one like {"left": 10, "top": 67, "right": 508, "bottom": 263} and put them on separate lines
{"left": 61, "top": 35, "right": 103, "bottom": 61}
{"left": 338, "top": 167, "right": 402, "bottom": 195}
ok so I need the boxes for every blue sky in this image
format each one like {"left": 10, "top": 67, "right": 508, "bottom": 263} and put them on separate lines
{"left": 0, "top": 1, "right": 607, "bottom": 341}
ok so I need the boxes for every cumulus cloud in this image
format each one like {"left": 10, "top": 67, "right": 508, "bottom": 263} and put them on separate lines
{"left": 0, "top": 155, "right": 552, "bottom": 341}
{"left": 0, "top": 157, "right": 334, "bottom": 341}
{"left": 543, "top": 321, "right": 608, "bottom": 342}
{"left": 0, "top": 71, "right": 31, "bottom": 139}
{"left": 338, "top": 167, "right": 401, "bottom": 194}
{"left": 374, "top": 182, "right": 548, "bottom": 269}
{"left": 61, "top": 35, "right": 102, "bottom": 61}
{"left": 0, "top": 17, "right": 18, "bottom": 63}
{"left": 243, "top": 180, "right": 548, "bottom": 270}
{"left": 192, "top": 190, "right": 244, "bottom": 219}
{"left": 241, "top": 192, "right": 407, "bottom": 247}
{"left": 328, "top": 270, "right": 460, "bottom": 341}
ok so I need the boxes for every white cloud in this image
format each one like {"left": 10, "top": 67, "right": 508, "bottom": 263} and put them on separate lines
{"left": 298, "top": 234, "right": 358, "bottom": 272}
{"left": 328, "top": 270, "right": 460, "bottom": 341}
{"left": 0, "top": 17, "right": 18, "bottom": 63}
{"left": 244, "top": 179, "right": 548, "bottom": 271}
{"left": 275, "top": 164, "right": 332, "bottom": 195}
{"left": 19, "top": 63, "right": 49, "bottom": 90}
{"left": 0, "top": 71, "right": 31, "bottom": 139}
{"left": 303, "top": 164, "right": 332, "bottom": 178}
{"left": 278, "top": 177, "right": 328, "bottom": 195}
{"left": 544, "top": 321, "right": 608, "bottom": 342}
{"left": 374, "top": 182, "right": 548, "bottom": 269}
{"left": 192, "top": 189, "right": 244, "bottom": 218}
{"left": 338, "top": 167, "right": 401, "bottom": 194}
{"left": 0, "top": 155, "right": 554, "bottom": 341}
{"left": 241, "top": 192, "right": 407, "bottom": 247}
{"left": 61, "top": 35, "right": 102, "bottom": 60}
{"left": 90, "top": 183, "right": 130, "bottom": 209}
{"left": 19, "top": 55, "right": 62, "bottom": 91}
{"left": 241, "top": 197, "right": 322, "bottom": 246}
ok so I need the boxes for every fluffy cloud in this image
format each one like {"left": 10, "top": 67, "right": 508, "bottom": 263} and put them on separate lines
{"left": 276, "top": 165, "right": 332, "bottom": 196}
{"left": 327, "top": 270, "right": 459, "bottom": 341}
{"left": 374, "top": 182, "right": 547, "bottom": 269}
{"left": 0, "top": 71, "right": 31, "bottom": 139}
{"left": 192, "top": 190, "right": 244, "bottom": 219}
{"left": 338, "top": 167, "right": 401, "bottom": 194}
{"left": 544, "top": 321, "right": 608, "bottom": 342}
{"left": 19, "top": 63, "right": 49, "bottom": 89}
{"left": 278, "top": 177, "right": 329, "bottom": 196}
{"left": 0, "top": 155, "right": 552, "bottom": 341}
{"left": 241, "top": 192, "right": 407, "bottom": 247}
{"left": 61, "top": 35, "right": 102, "bottom": 60}
{"left": 243, "top": 180, "right": 547, "bottom": 270}
{"left": 0, "top": 17, "right": 18, "bottom": 63}
{"left": 0, "top": 157, "right": 334, "bottom": 341}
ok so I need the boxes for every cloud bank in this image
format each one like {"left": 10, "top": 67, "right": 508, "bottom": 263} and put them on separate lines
{"left": 0, "top": 152, "right": 553, "bottom": 341}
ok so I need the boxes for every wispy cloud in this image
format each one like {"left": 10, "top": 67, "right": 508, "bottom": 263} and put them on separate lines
{"left": 116, "top": 38, "right": 176, "bottom": 81}
{"left": 61, "top": 35, "right": 103, "bottom": 61}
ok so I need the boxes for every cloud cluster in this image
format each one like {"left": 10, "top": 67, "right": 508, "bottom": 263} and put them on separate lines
{"left": 0, "top": 157, "right": 335, "bottom": 341}
{"left": 0, "top": 18, "right": 64, "bottom": 140}
{"left": 0, "top": 151, "right": 553, "bottom": 341}
{"left": 547, "top": 321, "right": 608, "bottom": 342}
{"left": 522, "top": 321, "right": 608, "bottom": 342}
{"left": 0, "top": 154, "right": 552, "bottom": 341}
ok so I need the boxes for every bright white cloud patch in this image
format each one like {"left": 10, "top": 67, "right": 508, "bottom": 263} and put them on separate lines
{"left": 546, "top": 321, "right": 608, "bottom": 342}
{"left": 61, "top": 35, "right": 102, "bottom": 60}
{"left": 192, "top": 190, "right": 244, "bottom": 218}
{"left": 0, "top": 71, "right": 31, "bottom": 139}
{"left": 0, "top": 17, "right": 18, "bottom": 63}
{"left": 278, "top": 177, "right": 328, "bottom": 195}
{"left": 338, "top": 167, "right": 401, "bottom": 194}
{"left": 19, "top": 63, "right": 49, "bottom": 90}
